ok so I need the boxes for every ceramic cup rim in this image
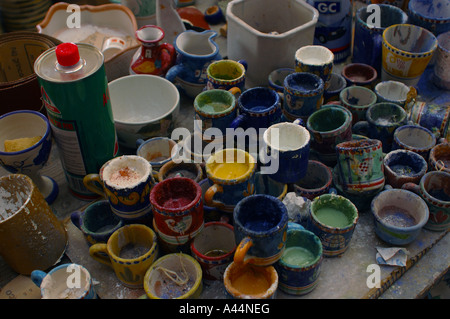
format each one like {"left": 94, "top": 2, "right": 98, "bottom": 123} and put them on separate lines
{"left": 310, "top": 194, "right": 359, "bottom": 230}
{"left": 340, "top": 86, "right": 377, "bottom": 108}
{"left": 194, "top": 92, "right": 236, "bottom": 118}
{"left": 79, "top": 200, "right": 124, "bottom": 236}
{"left": 135, "top": 24, "right": 165, "bottom": 44}
{"left": 366, "top": 102, "right": 408, "bottom": 127}
{"left": 374, "top": 80, "right": 411, "bottom": 103}
{"left": 293, "top": 160, "right": 333, "bottom": 194}
{"left": 136, "top": 136, "right": 178, "bottom": 167}
{"left": 408, "top": 0, "right": 450, "bottom": 23}
{"left": 101, "top": 155, "right": 153, "bottom": 190}
{"left": 419, "top": 171, "right": 450, "bottom": 205}
{"left": 268, "top": 68, "right": 295, "bottom": 90}
{"left": 307, "top": 106, "right": 352, "bottom": 135}
{"left": 205, "top": 148, "right": 256, "bottom": 184}
{"left": 238, "top": 86, "right": 280, "bottom": 115}
{"left": 207, "top": 59, "right": 246, "bottom": 83}
{"left": 295, "top": 45, "right": 334, "bottom": 66}
{"left": 382, "top": 24, "right": 438, "bottom": 57}
{"left": 341, "top": 63, "right": 378, "bottom": 84}
{"left": 383, "top": 149, "right": 428, "bottom": 178}
{"left": 393, "top": 124, "right": 437, "bottom": 151}
{"left": 284, "top": 72, "right": 325, "bottom": 95}
{"left": 263, "top": 122, "right": 311, "bottom": 152}
{"left": 356, "top": 4, "right": 408, "bottom": 31}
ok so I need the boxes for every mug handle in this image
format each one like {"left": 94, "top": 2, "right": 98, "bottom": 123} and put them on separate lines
{"left": 83, "top": 174, "right": 105, "bottom": 197}
{"left": 157, "top": 43, "right": 177, "bottom": 72}
{"left": 204, "top": 184, "right": 225, "bottom": 209}
{"left": 89, "top": 243, "right": 113, "bottom": 268}
{"left": 229, "top": 113, "right": 248, "bottom": 129}
{"left": 405, "top": 87, "right": 417, "bottom": 110}
{"left": 234, "top": 237, "right": 253, "bottom": 265}
{"left": 228, "top": 87, "right": 241, "bottom": 96}
{"left": 31, "top": 270, "right": 47, "bottom": 288}
{"left": 238, "top": 59, "right": 248, "bottom": 71}
{"left": 70, "top": 211, "right": 83, "bottom": 230}
{"left": 401, "top": 182, "right": 420, "bottom": 195}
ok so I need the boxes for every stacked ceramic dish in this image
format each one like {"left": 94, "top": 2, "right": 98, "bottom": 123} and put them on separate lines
{"left": 0, "top": 0, "right": 52, "bottom": 32}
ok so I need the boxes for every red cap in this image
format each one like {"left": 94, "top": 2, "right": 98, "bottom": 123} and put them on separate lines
{"left": 56, "top": 43, "right": 80, "bottom": 66}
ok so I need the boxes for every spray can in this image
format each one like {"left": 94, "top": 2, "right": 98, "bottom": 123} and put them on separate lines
{"left": 34, "top": 42, "right": 119, "bottom": 200}
{"left": 307, "top": 0, "right": 353, "bottom": 63}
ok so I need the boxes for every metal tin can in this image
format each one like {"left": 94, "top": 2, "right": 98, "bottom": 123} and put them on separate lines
{"left": 34, "top": 43, "right": 119, "bottom": 200}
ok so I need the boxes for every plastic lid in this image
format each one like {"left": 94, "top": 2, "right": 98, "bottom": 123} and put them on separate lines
{"left": 55, "top": 43, "right": 80, "bottom": 66}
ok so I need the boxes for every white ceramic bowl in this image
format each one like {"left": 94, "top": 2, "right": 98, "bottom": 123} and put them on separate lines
{"left": 109, "top": 75, "right": 180, "bottom": 149}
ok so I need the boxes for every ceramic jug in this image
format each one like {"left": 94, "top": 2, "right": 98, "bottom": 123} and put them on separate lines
{"left": 130, "top": 25, "right": 176, "bottom": 76}
{"left": 165, "top": 30, "right": 221, "bottom": 98}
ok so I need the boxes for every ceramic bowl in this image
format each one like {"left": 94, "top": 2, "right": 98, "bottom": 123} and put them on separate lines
{"left": 383, "top": 149, "right": 428, "bottom": 189}
{"left": 0, "top": 110, "right": 58, "bottom": 204}
{"left": 341, "top": 63, "right": 378, "bottom": 88}
{"left": 429, "top": 142, "right": 450, "bottom": 174}
{"left": 109, "top": 75, "right": 180, "bottom": 149}
{"left": 36, "top": 3, "right": 138, "bottom": 62}
{"left": 143, "top": 253, "right": 203, "bottom": 299}
{"left": 371, "top": 189, "right": 429, "bottom": 245}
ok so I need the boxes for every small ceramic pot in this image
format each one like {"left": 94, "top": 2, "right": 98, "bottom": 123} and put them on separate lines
{"left": 383, "top": 149, "right": 428, "bottom": 189}
{"left": 136, "top": 137, "right": 178, "bottom": 171}
{"left": 295, "top": 45, "right": 334, "bottom": 90}
{"left": 371, "top": 189, "right": 429, "bottom": 245}
{"left": 254, "top": 171, "right": 288, "bottom": 201}
{"left": 293, "top": 160, "right": 333, "bottom": 200}
{"left": 206, "top": 59, "right": 248, "bottom": 92}
{"left": 268, "top": 68, "right": 295, "bottom": 93}
{"left": 157, "top": 160, "right": 203, "bottom": 182}
{"left": 341, "top": 63, "right": 378, "bottom": 89}
{"left": 392, "top": 124, "right": 436, "bottom": 160}
{"left": 374, "top": 80, "right": 417, "bottom": 108}
{"left": 339, "top": 86, "right": 378, "bottom": 124}
{"left": 408, "top": 0, "right": 450, "bottom": 36}
{"left": 429, "top": 142, "right": 450, "bottom": 174}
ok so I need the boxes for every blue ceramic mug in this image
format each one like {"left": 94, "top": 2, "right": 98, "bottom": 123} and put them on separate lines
{"left": 408, "top": 0, "right": 450, "bottom": 36}
{"left": 233, "top": 194, "right": 288, "bottom": 266}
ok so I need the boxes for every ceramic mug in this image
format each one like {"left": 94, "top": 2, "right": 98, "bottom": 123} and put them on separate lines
{"left": 268, "top": 68, "right": 295, "bottom": 93}
{"left": 341, "top": 63, "right": 378, "bottom": 89}
{"left": 71, "top": 200, "right": 124, "bottom": 246}
{"left": 83, "top": 155, "right": 156, "bottom": 221}
{"left": 407, "top": 101, "right": 450, "bottom": 140}
{"left": 339, "top": 86, "right": 378, "bottom": 124}
{"left": 429, "top": 142, "right": 450, "bottom": 174}
{"left": 294, "top": 45, "right": 334, "bottom": 90}
{"left": 31, "top": 263, "right": 97, "bottom": 299}
{"left": 157, "top": 160, "right": 203, "bottom": 182}
{"left": 392, "top": 125, "right": 437, "bottom": 161}
{"left": 383, "top": 149, "right": 428, "bottom": 189}
{"left": 293, "top": 160, "right": 334, "bottom": 200}
{"left": 204, "top": 148, "right": 256, "bottom": 213}
{"left": 407, "top": 0, "right": 450, "bottom": 36}
{"left": 306, "top": 105, "right": 353, "bottom": 165}
{"left": 0, "top": 174, "right": 67, "bottom": 275}
{"left": 89, "top": 224, "right": 159, "bottom": 288}
{"left": 353, "top": 4, "right": 409, "bottom": 75}
{"left": 206, "top": 59, "right": 248, "bottom": 92}
{"left": 382, "top": 24, "right": 437, "bottom": 86}
{"left": 352, "top": 102, "right": 408, "bottom": 153}
{"left": 374, "top": 80, "right": 417, "bottom": 108}
{"left": 261, "top": 121, "right": 311, "bottom": 184}
{"left": 282, "top": 72, "right": 325, "bottom": 122}
{"left": 136, "top": 137, "right": 178, "bottom": 171}
{"left": 335, "top": 139, "right": 385, "bottom": 194}
{"left": 433, "top": 31, "right": 450, "bottom": 90}
{"left": 190, "top": 221, "right": 236, "bottom": 281}
{"left": 307, "top": 194, "right": 359, "bottom": 257}
{"left": 402, "top": 171, "right": 450, "bottom": 231}
{"left": 323, "top": 72, "right": 347, "bottom": 104}
{"left": 233, "top": 194, "right": 288, "bottom": 266}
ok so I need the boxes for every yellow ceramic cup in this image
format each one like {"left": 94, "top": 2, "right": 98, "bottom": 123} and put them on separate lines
{"left": 89, "top": 224, "right": 158, "bottom": 288}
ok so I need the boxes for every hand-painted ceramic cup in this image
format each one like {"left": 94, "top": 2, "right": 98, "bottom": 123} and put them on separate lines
{"left": 392, "top": 124, "right": 437, "bottom": 160}
{"left": 254, "top": 171, "right": 288, "bottom": 201}
{"left": 352, "top": 102, "right": 408, "bottom": 153}
{"left": 306, "top": 105, "right": 353, "bottom": 164}
{"left": 374, "top": 80, "right": 417, "bottom": 108}
{"left": 136, "top": 137, "right": 178, "bottom": 171}
{"left": 89, "top": 224, "right": 158, "bottom": 288}
{"left": 268, "top": 68, "right": 295, "bottom": 93}
{"left": 275, "top": 226, "right": 323, "bottom": 295}
{"left": 282, "top": 72, "right": 325, "bottom": 122}
{"left": 144, "top": 253, "right": 203, "bottom": 299}
{"left": 150, "top": 177, "right": 203, "bottom": 237}
{"left": 433, "top": 31, "right": 450, "bottom": 90}
{"left": 408, "top": 0, "right": 450, "bottom": 36}
{"left": 402, "top": 171, "right": 450, "bottom": 231}
{"left": 190, "top": 221, "right": 236, "bottom": 281}
{"left": 339, "top": 86, "right": 378, "bottom": 124}
{"left": 71, "top": 200, "right": 124, "bottom": 246}
{"left": 223, "top": 262, "right": 278, "bottom": 299}
{"left": 307, "top": 194, "right": 359, "bottom": 257}
{"left": 230, "top": 86, "right": 282, "bottom": 132}
{"left": 353, "top": 4, "right": 409, "bottom": 75}
{"left": 294, "top": 45, "right": 334, "bottom": 90}
{"left": 335, "top": 139, "right": 385, "bottom": 194}
{"left": 206, "top": 59, "right": 247, "bottom": 92}
{"left": 83, "top": 155, "right": 156, "bottom": 221}
{"left": 261, "top": 121, "right": 310, "bottom": 183}
{"left": 429, "top": 142, "right": 450, "bottom": 174}
{"left": 157, "top": 160, "right": 203, "bottom": 183}
{"left": 204, "top": 148, "right": 256, "bottom": 213}
{"left": 323, "top": 72, "right": 347, "bottom": 104}
{"left": 31, "top": 263, "right": 97, "bottom": 299}
{"left": 0, "top": 174, "right": 67, "bottom": 275}
{"left": 341, "top": 63, "right": 378, "bottom": 89}
{"left": 233, "top": 194, "right": 288, "bottom": 266}
{"left": 383, "top": 149, "right": 428, "bottom": 189}
{"left": 293, "top": 160, "right": 333, "bottom": 200}
{"left": 408, "top": 101, "right": 450, "bottom": 140}
{"left": 371, "top": 188, "right": 429, "bottom": 245}
{"left": 382, "top": 24, "right": 437, "bottom": 86}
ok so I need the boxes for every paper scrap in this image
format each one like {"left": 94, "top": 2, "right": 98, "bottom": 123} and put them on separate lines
{"left": 376, "top": 247, "right": 409, "bottom": 267}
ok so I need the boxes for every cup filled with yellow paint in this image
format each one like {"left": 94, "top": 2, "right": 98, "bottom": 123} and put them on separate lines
{"left": 307, "top": 194, "right": 359, "bottom": 257}
{"left": 204, "top": 148, "right": 256, "bottom": 213}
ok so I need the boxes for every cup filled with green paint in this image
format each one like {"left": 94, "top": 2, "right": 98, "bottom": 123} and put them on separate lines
{"left": 307, "top": 194, "right": 359, "bottom": 257}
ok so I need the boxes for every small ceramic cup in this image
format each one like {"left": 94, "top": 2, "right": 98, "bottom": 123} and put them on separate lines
{"left": 341, "top": 63, "right": 378, "bottom": 89}
{"left": 268, "top": 68, "right": 295, "bottom": 93}
{"left": 382, "top": 24, "right": 437, "bottom": 86}
{"left": 408, "top": 0, "right": 450, "bottom": 36}
{"left": 204, "top": 148, "right": 257, "bottom": 213}
{"left": 223, "top": 262, "right": 278, "bottom": 299}
{"left": 31, "top": 263, "right": 97, "bottom": 299}
{"left": 374, "top": 80, "right": 417, "bottom": 108}
{"left": 71, "top": 200, "right": 124, "bottom": 246}
{"left": 335, "top": 139, "right": 385, "bottom": 195}
{"left": 293, "top": 160, "right": 333, "bottom": 200}
{"left": 83, "top": 155, "right": 156, "bottom": 221}
{"left": 323, "top": 72, "right": 347, "bottom": 104}
{"left": 294, "top": 45, "right": 334, "bottom": 90}
{"left": 157, "top": 160, "right": 203, "bottom": 183}
{"left": 136, "top": 137, "right": 178, "bottom": 171}
{"left": 190, "top": 221, "right": 236, "bottom": 281}
{"left": 233, "top": 194, "right": 288, "bottom": 266}
{"left": 433, "top": 31, "right": 450, "bottom": 90}
{"left": 339, "top": 86, "right": 378, "bottom": 124}
{"left": 254, "top": 171, "right": 288, "bottom": 201}
{"left": 306, "top": 105, "right": 353, "bottom": 165}
{"left": 261, "top": 121, "right": 311, "bottom": 184}
{"left": 402, "top": 171, "right": 450, "bottom": 231}
{"left": 282, "top": 72, "right": 325, "bottom": 122}
{"left": 275, "top": 226, "right": 323, "bottom": 295}
{"left": 383, "top": 149, "right": 428, "bottom": 189}
{"left": 352, "top": 102, "right": 408, "bottom": 153}
{"left": 150, "top": 177, "right": 203, "bottom": 237}
{"left": 392, "top": 124, "right": 437, "bottom": 160}
{"left": 307, "top": 194, "right": 359, "bottom": 257}
{"left": 371, "top": 188, "right": 429, "bottom": 245}
{"left": 429, "top": 142, "right": 450, "bottom": 174}
{"left": 206, "top": 59, "right": 247, "bottom": 92}
{"left": 89, "top": 224, "right": 159, "bottom": 288}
